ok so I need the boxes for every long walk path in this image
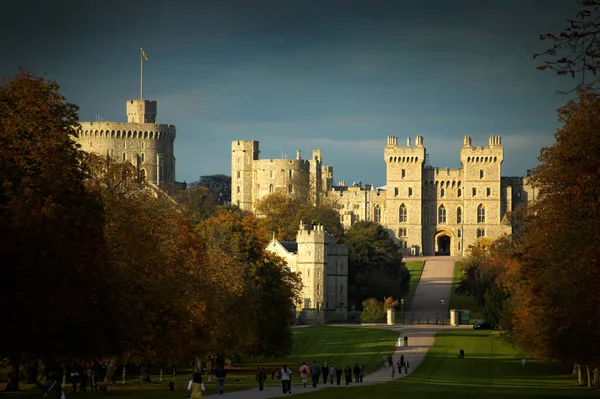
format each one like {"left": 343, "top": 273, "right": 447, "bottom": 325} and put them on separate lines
{"left": 206, "top": 256, "right": 461, "bottom": 398}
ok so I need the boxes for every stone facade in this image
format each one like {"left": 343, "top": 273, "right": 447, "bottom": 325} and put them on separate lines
{"left": 234, "top": 135, "right": 534, "bottom": 256}
{"left": 266, "top": 222, "right": 348, "bottom": 324}
{"left": 75, "top": 99, "right": 176, "bottom": 186}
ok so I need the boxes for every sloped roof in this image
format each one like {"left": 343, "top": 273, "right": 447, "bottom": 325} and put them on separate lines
{"left": 280, "top": 241, "right": 298, "bottom": 254}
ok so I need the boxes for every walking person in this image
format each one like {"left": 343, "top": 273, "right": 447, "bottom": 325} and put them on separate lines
{"left": 329, "top": 364, "right": 335, "bottom": 384}
{"left": 310, "top": 360, "right": 320, "bottom": 388}
{"left": 299, "top": 362, "right": 309, "bottom": 388}
{"left": 271, "top": 366, "right": 276, "bottom": 380}
{"left": 344, "top": 365, "right": 352, "bottom": 385}
{"left": 280, "top": 365, "right": 292, "bottom": 394}
{"left": 335, "top": 367, "right": 342, "bottom": 385}
{"left": 397, "top": 360, "right": 402, "bottom": 375}
{"left": 400, "top": 354, "right": 405, "bottom": 374}
{"left": 353, "top": 364, "right": 360, "bottom": 383}
{"left": 321, "top": 362, "right": 328, "bottom": 385}
{"left": 214, "top": 362, "right": 227, "bottom": 395}
{"left": 187, "top": 372, "right": 206, "bottom": 399}
{"left": 256, "top": 365, "right": 267, "bottom": 391}
{"left": 522, "top": 358, "right": 527, "bottom": 370}
{"left": 404, "top": 335, "right": 408, "bottom": 347}
{"left": 387, "top": 354, "right": 394, "bottom": 369}
{"left": 404, "top": 359, "right": 410, "bottom": 374}
{"left": 70, "top": 368, "right": 80, "bottom": 393}
{"left": 390, "top": 363, "right": 395, "bottom": 378}
{"left": 359, "top": 364, "right": 365, "bottom": 382}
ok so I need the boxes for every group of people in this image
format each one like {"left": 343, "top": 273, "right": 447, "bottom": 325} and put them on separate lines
{"left": 384, "top": 354, "right": 410, "bottom": 378}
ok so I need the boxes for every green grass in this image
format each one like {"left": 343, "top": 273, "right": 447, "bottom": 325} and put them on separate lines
{"left": 403, "top": 261, "right": 425, "bottom": 311}
{"left": 0, "top": 326, "right": 399, "bottom": 398}
{"left": 288, "top": 330, "right": 591, "bottom": 398}
{"left": 448, "top": 260, "right": 484, "bottom": 321}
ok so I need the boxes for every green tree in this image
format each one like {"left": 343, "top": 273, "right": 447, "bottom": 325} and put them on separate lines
{"left": 193, "top": 174, "right": 231, "bottom": 204}
{"left": 170, "top": 185, "right": 220, "bottom": 224}
{"left": 359, "top": 298, "right": 385, "bottom": 323}
{"left": 345, "top": 221, "right": 409, "bottom": 309}
{"left": 0, "top": 70, "right": 110, "bottom": 390}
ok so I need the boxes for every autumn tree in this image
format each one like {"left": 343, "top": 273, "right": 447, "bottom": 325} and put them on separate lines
{"left": 0, "top": 70, "right": 110, "bottom": 390}
{"left": 192, "top": 174, "right": 231, "bottom": 204}
{"left": 506, "top": 89, "right": 600, "bottom": 386}
{"left": 344, "top": 221, "right": 409, "bottom": 309}
{"left": 535, "top": 0, "right": 600, "bottom": 91}
{"left": 169, "top": 184, "right": 220, "bottom": 224}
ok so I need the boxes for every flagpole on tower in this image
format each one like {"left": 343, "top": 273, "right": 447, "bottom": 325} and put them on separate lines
{"left": 140, "top": 48, "right": 144, "bottom": 100}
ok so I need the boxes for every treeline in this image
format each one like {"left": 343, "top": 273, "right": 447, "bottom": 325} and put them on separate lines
{"left": 0, "top": 71, "right": 300, "bottom": 391}
{"left": 455, "top": 89, "right": 600, "bottom": 388}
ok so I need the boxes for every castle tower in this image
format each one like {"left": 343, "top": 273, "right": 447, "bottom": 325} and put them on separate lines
{"left": 459, "top": 135, "right": 506, "bottom": 244}
{"left": 297, "top": 222, "right": 326, "bottom": 320}
{"left": 309, "top": 150, "right": 323, "bottom": 205}
{"left": 384, "top": 136, "right": 426, "bottom": 251}
{"left": 231, "top": 140, "right": 259, "bottom": 211}
{"left": 76, "top": 99, "right": 176, "bottom": 186}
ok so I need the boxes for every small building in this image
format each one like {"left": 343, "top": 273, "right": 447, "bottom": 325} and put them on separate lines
{"left": 266, "top": 221, "right": 348, "bottom": 324}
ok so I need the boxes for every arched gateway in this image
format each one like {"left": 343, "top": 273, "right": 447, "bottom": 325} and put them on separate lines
{"left": 434, "top": 230, "right": 453, "bottom": 256}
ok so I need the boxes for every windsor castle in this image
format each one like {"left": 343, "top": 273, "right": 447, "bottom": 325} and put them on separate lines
{"left": 232, "top": 136, "right": 535, "bottom": 257}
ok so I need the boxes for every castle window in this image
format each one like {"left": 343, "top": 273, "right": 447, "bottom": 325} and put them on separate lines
{"left": 122, "top": 153, "right": 126, "bottom": 162}
{"left": 374, "top": 205, "right": 381, "bottom": 223}
{"left": 458, "top": 229, "right": 462, "bottom": 238}
{"left": 269, "top": 184, "right": 274, "bottom": 193}
{"left": 270, "top": 170, "right": 273, "bottom": 178}
{"left": 458, "top": 188, "right": 462, "bottom": 197}
{"left": 394, "top": 187, "right": 399, "bottom": 197}
{"left": 399, "top": 204, "right": 407, "bottom": 223}
{"left": 402, "top": 169, "right": 406, "bottom": 178}
{"left": 472, "top": 187, "right": 476, "bottom": 197}
{"left": 424, "top": 207, "right": 429, "bottom": 224}
{"left": 458, "top": 242, "right": 461, "bottom": 250}
{"left": 408, "top": 188, "right": 413, "bottom": 197}
{"left": 438, "top": 205, "right": 446, "bottom": 223}
{"left": 289, "top": 170, "right": 292, "bottom": 179}
{"left": 457, "top": 207, "right": 462, "bottom": 223}
{"left": 477, "top": 228, "right": 486, "bottom": 238}
{"left": 424, "top": 187, "right": 429, "bottom": 198}
{"left": 480, "top": 170, "right": 484, "bottom": 179}
{"left": 141, "top": 153, "right": 145, "bottom": 163}
{"left": 399, "top": 228, "right": 407, "bottom": 237}
{"left": 477, "top": 204, "right": 486, "bottom": 223}
{"left": 237, "top": 171, "right": 240, "bottom": 179}
{"left": 236, "top": 186, "right": 240, "bottom": 194}
{"left": 486, "top": 187, "right": 491, "bottom": 197}
{"left": 441, "top": 188, "right": 445, "bottom": 198}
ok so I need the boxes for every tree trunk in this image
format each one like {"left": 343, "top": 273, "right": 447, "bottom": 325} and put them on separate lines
{"left": 122, "top": 364, "right": 127, "bottom": 384}
{"left": 62, "top": 364, "right": 67, "bottom": 386}
{"left": 572, "top": 363, "right": 577, "bottom": 375}
{"left": 159, "top": 367, "right": 163, "bottom": 382}
{"left": 4, "top": 357, "right": 20, "bottom": 391}
{"left": 105, "top": 357, "right": 118, "bottom": 383}
{"left": 587, "top": 365, "right": 592, "bottom": 387}
{"left": 578, "top": 364, "right": 583, "bottom": 385}
{"left": 593, "top": 367, "right": 599, "bottom": 390}
{"left": 172, "top": 367, "right": 176, "bottom": 380}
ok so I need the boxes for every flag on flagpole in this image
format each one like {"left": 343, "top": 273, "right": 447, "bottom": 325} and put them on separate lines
{"left": 141, "top": 49, "right": 149, "bottom": 61}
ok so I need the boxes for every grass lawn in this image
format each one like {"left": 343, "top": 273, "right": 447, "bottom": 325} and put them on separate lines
{"left": 448, "top": 260, "right": 484, "bottom": 322}
{"left": 403, "top": 261, "right": 425, "bottom": 311}
{"left": 289, "top": 330, "right": 592, "bottom": 398}
{"left": 0, "top": 326, "right": 399, "bottom": 398}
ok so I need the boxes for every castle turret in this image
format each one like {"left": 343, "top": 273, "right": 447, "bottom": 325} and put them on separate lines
{"left": 231, "top": 140, "right": 259, "bottom": 211}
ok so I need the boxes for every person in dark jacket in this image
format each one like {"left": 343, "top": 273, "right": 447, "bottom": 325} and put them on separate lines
{"left": 353, "top": 364, "right": 360, "bottom": 383}
{"left": 35, "top": 371, "right": 63, "bottom": 399}
{"left": 359, "top": 364, "right": 365, "bottom": 382}
{"left": 344, "top": 365, "right": 352, "bottom": 385}
{"left": 335, "top": 367, "right": 342, "bottom": 385}
{"left": 255, "top": 364, "right": 267, "bottom": 391}
{"left": 214, "top": 363, "right": 227, "bottom": 395}
{"left": 309, "top": 360, "right": 320, "bottom": 388}
{"left": 321, "top": 362, "right": 328, "bottom": 385}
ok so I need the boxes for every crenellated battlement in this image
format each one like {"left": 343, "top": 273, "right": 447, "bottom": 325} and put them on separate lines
{"left": 77, "top": 121, "right": 176, "bottom": 141}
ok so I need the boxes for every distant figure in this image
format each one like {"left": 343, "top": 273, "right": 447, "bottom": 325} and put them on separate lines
{"left": 353, "top": 364, "right": 360, "bottom": 383}
{"left": 404, "top": 335, "right": 409, "bottom": 347}
{"left": 404, "top": 359, "right": 410, "bottom": 374}
{"left": 458, "top": 349, "right": 465, "bottom": 359}
{"left": 359, "top": 364, "right": 365, "bottom": 383}
{"left": 344, "top": 365, "right": 352, "bottom": 385}
{"left": 321, "top": 362, "right": 328, "bottom": 385}
{"left": 387, "top": 355, "right": 394, "bottom": 369}
{"left": 397, "top": 360, "right": 402, "bottom": 374}
{"left": 335, "top": 367, "right": 342, "bottom": 385}
{"left": 389, "top": 364, "right": 395, "bottom": 379}
{"left": 280, "top": 364, "right": 292, "bottom": 394}
{"left": 522, "top": 358, "right": 527, "bottom": 370}
{"left": 70, "top": 369, "right": 80, "bottom": 393}
{"left": 214, "top": 363, "right": 227, "bottom": 395}
{"left": 255, "top": 365, "right": 267, "bottom": 391}
{"left": 382, "top": 355, "right": 387, "bottom": 368}
{"left": 271, "top": 366, "right": 276, "bottom": 380}
{"left": 329, "top": 365, "right": 335, "bottom": 384}
{"left": 188, "top": 372, "right": 205, "bottom": 399}
{"left": 310, "top": 360, "right": 320, "bottom": 388}
{"left": 299, "top": 362, "right": 309, "bottom": 388}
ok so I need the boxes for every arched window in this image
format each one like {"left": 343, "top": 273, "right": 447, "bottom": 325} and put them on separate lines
{"left": 424, "top": 207, "right": 429, "bottom": 224}
{"left": 457, "top": 207, "right": 462, "bottom": 223}
{"left": 374, "top": 205, "right": 381, "bottom": 223}
{"left": 269, "top": 184, "right": 274, "bottom": 193}
{"left": 441, "top": 188, "right": 445, "bottom": 198}
{"left": 477, "top": 204, "right": 486, "bottom": 223}
{"left": 458, "top": 188, "right": 462, "bottom": 197}
{"left": 399, "top": 204, "right": 407, "bottom": 223}
{"left": 438, "top": 205, "right": 446, "bottom": 223}
{"left": 236, "top": 186, "right": 241, "bottom": 194}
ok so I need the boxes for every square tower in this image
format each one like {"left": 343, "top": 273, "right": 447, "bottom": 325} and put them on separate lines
{"left": 127, "top": 99, "right": 157, "bottom": 123}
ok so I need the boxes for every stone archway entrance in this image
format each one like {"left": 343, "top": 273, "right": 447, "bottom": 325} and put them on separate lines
{"left": 434, "top": 230, "right": 452, "bottom": 256}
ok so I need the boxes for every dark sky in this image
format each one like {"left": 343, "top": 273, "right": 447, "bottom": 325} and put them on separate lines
{"left": 1, "top": 0, "right": 579, "bottom": 185}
